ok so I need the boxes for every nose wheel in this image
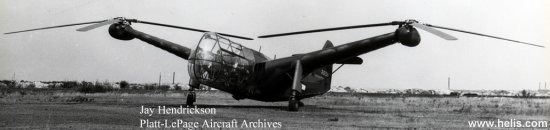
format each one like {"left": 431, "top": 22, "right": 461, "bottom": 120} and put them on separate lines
{"left": 186, "top": 79, "right": 199, "bottom": 106}
{"left": 186, "top": 88, "right": 196, "bottom": 106}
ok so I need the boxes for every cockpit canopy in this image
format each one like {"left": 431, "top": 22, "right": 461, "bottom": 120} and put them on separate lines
{"left": 188, "top": 32, "right": 256, "bottom": 90}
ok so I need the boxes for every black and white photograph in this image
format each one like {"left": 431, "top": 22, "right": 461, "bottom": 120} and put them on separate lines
{"left": 1, "top": 0, "right": 549, "bottom": 129}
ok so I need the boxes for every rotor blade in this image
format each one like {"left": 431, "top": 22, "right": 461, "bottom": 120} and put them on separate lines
{"left": 4, "top": 20, "right": 104, "bottom": 34}
{"left": 76, "top": 19, "right": 120, "bottom": 32}
{"left": 411, "top": 23, "right": 457, "bottom": 40}
{"left": 135, "top": 20, "right": 253, "bottom": 40}
{"left": 425, "top": 24, "right": 544, "bottom": 48}
{"left": 258, "top": 22, "right": 399, "bottom": 38}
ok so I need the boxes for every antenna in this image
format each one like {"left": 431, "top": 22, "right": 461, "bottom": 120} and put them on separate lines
{"left": 447, "top": 77, "right": 451, "bottom": 90}
{"left": 158, "top": 73, "right": 162, "bottom": 86}
{"left": 172, "top": 72, "right": 175, "bottom": 84}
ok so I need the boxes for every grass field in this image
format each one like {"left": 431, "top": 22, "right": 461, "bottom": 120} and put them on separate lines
{"left": 1, "top": 89, "right": 549, "bottom": 129}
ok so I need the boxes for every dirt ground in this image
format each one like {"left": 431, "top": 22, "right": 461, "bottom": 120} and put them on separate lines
{"left": 1, "top": 90, "right": 549, "bottom": 129}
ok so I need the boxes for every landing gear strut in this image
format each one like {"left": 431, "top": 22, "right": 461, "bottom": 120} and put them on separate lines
{"left": 288, "top": 60, "right": 303, "bottom": 111}
{"left": 186, "top": 79, "right": 199, "bottom": 106}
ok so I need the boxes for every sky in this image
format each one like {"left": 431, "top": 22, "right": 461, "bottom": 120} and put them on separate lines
{"left": 0, "top": 0, "right": 548, "bottom": 90}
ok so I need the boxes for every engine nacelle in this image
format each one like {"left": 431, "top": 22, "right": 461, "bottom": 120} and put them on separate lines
{"left": 108, "top": 23, "right": 135, "bottom": 41}
{"left": 396, "top": 26, "right": 421, "bottom": 47}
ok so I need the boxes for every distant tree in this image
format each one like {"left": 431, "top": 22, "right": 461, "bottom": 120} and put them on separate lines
{"left": 0, "top": 83, "right": 8, "bottom": 88}
{"left": 450, "top": 92, "right": 461, "bottom": 97}
{"left": 60, "top": 81, "right": 77, "bottom": 89}
{"left": 27, "top": 83, "right": 36, "bottom": 88}
{"left": 131, "top": 85, "right": 139, "bottom": 90}
{"left": 144, "top": 84, "right": 156, "bottom": 90}
{"left": 77, "top": 80, "right": 112, "bottom": 93}
{"left": 520, "top": 89, "right": 532, "bottom": 98}
{"left": 81, "top": 81, "right": 93, "bottom": 86}
{"left": 344, "top": 87, "right": 355, "bottom": 93}
{"left": 494, "top": 90, "right": 510, "bottom": 96}
{"left": 120, "top": 81, "right": 129, "bottom": 89}
{"left": 159, "top": 85, "right": 170, "bottom": 91}
{"left": 0, "top": 80, "right": 16, "bottom": 88}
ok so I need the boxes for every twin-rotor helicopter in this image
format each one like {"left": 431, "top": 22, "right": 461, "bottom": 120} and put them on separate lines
{"left": 5, "top": 17, "right": 543, "bottom": 111}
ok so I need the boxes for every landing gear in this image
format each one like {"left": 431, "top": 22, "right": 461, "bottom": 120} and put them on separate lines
{"left": 298, "top": 101, "right": 305, "bottom": 107}
{"left": 187, "top": 79, "right": 199, "bottom": 106}
{"left": 288, "top": 91, "right": 299, "bottom": 111}
{"left": 288, "top": 60, "right": 303, "bottom": 111}
{"left": 186, "top": 90, "right": 196, "bottom": 106}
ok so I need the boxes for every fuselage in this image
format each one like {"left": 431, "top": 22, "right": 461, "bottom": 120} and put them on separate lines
{"left": 187, "top": 33, "right": 332, "bottom": 101}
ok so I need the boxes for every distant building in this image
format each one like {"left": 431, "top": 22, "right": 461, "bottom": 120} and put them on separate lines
{"left": 537, "top": 90, "right": 550, "bottom": 96}
{"left": 405, "top": 89, "right": 423, "bottom": 94}
{"left": 435, "top": 90, "right": 452, "bottom": 95}
{"left": 33, "top": 81, "right": 48, "bottom": 88}
{"left": 329, "top": 86, "right": 348, "bottom": 92}
{"left": 112, "top": 83, "right": 120, "bottom": 89}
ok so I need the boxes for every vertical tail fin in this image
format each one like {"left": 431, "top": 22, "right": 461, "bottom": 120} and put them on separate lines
{"left": 301, "top": 40, "right": 334, "bottom": 94}
{"left": 323, "top": 40, "right": 334, "bottom": 49}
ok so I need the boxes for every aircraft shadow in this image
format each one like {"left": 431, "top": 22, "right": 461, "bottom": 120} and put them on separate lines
{"left": 196, "top": 104, "right": 286, "bottom": 110}
{"left": 141, "top": 104, "right": 286, "bottom": 110}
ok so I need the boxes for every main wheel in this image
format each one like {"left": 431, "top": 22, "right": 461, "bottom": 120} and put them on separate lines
{"left": 298, "top": 101, "right": 305, "bottom": 107}
{"left": 288, "top": 90, "right": 299, "bottom": 111}
{"left": 288, "top": 99, "right": 299, "bottom": 111}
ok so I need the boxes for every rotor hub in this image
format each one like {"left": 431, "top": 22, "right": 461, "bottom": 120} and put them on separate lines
{"left": 396, "top": 25, "right": 421, "bottom": 47}
{"left": 108, "top": 23, "right": 135, "bottom": 41}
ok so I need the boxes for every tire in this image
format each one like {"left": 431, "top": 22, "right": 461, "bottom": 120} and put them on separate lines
{"left": 186, "top": 92, "right": 195, "bottom": 106}
{"left": 288, "top": 99, "right": 299, "bottom": 111}
{"left": 298, "top": 101, "right": 305, "bottom": 107}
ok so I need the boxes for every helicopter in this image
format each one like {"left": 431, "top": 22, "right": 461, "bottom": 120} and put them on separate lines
{"left": 5, "top": 17, "right": 544, "bottom": 111}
